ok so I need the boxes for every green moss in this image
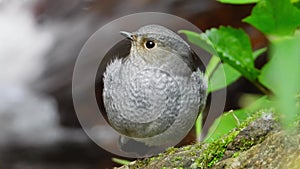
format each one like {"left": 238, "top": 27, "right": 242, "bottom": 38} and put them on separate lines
{"left": 192, "top": 130, "right": 240, "bottom": 168}
{"left": 165, "top": 146, "right": 178, "bottom": 155}
{"left": 118, "top": 110, "right": 273, "bottom": 169}
{"left": 232, "top": 152, "right": 240, "bottom": 158}
{"left": 191, "top": 110, "right": 270, "bottom": 168}
{"left": 174, "top": 156, "right": 182, "bottom": 161}
{"left": 239, "top": 138, "right": 255, "bottom": 151}
{"left": 131, "top": 160, "right": 149, "bottom": 169}
{"left": 183, "top": 145, "right": 192, "bottom": 151}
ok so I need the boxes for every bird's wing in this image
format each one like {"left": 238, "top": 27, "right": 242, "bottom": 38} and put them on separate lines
{"left": 95, "top": 39, "right": 131, "bottom": 121}
{"left": 189, "top": 49, "right": 205, "bottom": 72}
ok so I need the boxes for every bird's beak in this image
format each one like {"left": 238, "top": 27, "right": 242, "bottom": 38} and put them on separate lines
{"left": 120, "top": 31, "right": 135, "bottom": 41}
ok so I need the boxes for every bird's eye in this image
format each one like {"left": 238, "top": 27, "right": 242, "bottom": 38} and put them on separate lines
{"left": 144, "top": 40, "right": 156, "bottom": 49}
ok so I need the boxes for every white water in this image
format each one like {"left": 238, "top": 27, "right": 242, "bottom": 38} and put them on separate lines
{"left": 0, "top": 0, "right": 84, "bottom": 147}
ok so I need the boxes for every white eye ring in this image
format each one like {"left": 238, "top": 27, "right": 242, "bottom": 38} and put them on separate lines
{"left": 144, "top": 40, "right": 156, "bottom": 49}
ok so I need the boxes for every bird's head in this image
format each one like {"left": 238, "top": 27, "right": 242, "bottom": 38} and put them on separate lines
{"left": 120, "top": 25, "right": 191, "bottom": 64}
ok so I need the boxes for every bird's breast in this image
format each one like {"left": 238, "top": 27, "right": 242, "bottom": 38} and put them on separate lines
{"left": 104, "top": 57, "right": 188, "bottom": 138}
{"left": 121, "top": 68, "right": 180, "bottom": 123}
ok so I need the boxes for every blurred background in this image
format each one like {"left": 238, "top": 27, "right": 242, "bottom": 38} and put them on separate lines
{"left": 0, "top": 0, "right": 267, "bottom": 168}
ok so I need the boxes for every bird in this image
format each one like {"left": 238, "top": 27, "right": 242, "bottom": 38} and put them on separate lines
{"left": 99, "top": 24, "right": 207, "bottom": 154}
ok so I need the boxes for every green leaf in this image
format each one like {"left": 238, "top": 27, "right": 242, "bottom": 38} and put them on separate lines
{"left": 205, "top": 55, "right": 221, "bottom": 78}
{"left": 178, "top": 30, "right": 216, "bottom": 55}
{"left": 112, "top": 157, "right": 131, "bottom": 165}
{"left": 204, "top": 96, "right": 272, "bottom": 142}
{"left": 294, "top": 1, "right": 300, "bottom": 10}
{"left": 204, "top": 110, "right": 248, "bottom": 143}
{"left": 199, "top": 48, "right": 266, "bottom": 137}
{"left": 218, "top": 0, "right": 259, "bottom": 4}
{"left": 238, "top": 93, "right": 263, "bottom": 108}
{"left": 259, "top": 37, "right": 300, "bottom": 129}
{"left": 181, "top": 28, "right": 264, "bottom": 92}
{"left": 205, "top": 26, "right": 260, "bottom": 82}
{"left": 209, "top": 48, "right": 267, "bottom": 93}
{"left": 209, "top": 63, "right": 240, "bottom": 93}
{"left": 252, "top": 47, "right": 267, "bottom": 59}
{"left": 243, "top": 0, "right": 300, "bottom": 36}
{"left": 195, "top": 112, "right": 203, "bottom": 141}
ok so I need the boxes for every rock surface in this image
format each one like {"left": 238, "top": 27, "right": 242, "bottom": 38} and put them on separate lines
{"left": 115, "top": 112, "right": 300, "bottom": 169}
{"left": 214, "top": 131, "right": 300, "bottom": 169}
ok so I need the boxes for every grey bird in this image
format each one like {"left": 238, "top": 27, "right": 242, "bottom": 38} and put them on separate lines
{"left": 101, "top": 25, "right": 207, "bottom": 152}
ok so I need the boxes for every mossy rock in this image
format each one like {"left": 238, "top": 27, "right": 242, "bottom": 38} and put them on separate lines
{"left": 115, "top": 110, "right": 300, "bottom": 169}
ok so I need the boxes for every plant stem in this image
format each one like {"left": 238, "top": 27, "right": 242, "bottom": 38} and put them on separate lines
{"left": 252, "top": 80, "right": 273, "bottom": 96}
{"left": 205, "top": 55, "right": 220, "bottom": 79}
